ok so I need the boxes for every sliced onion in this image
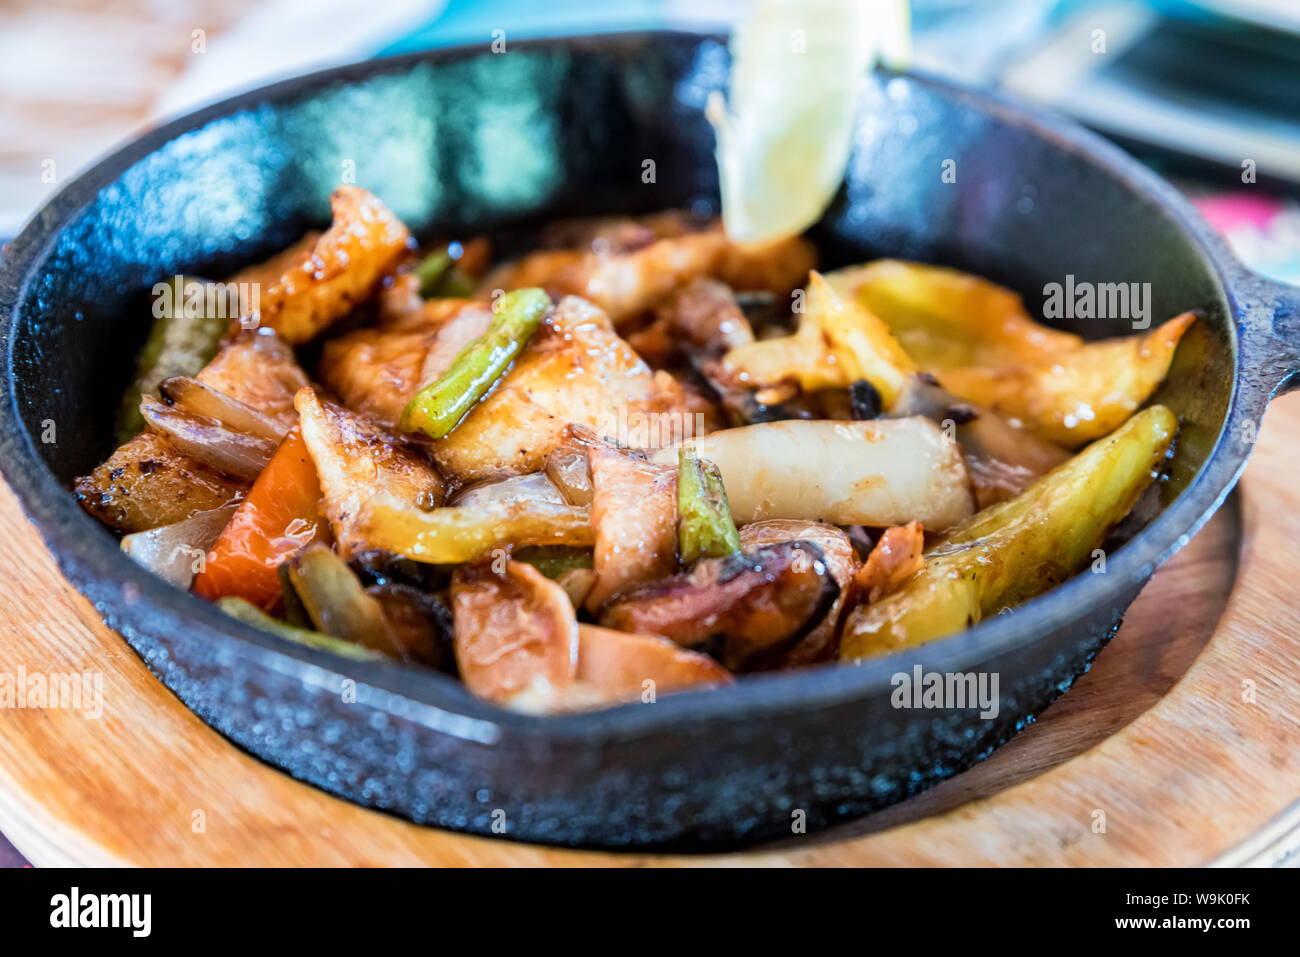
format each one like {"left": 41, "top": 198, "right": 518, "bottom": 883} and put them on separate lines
{"left": 450, "top": 471, "right": 565, "bottom": 508}
{"left": 159, "top": 376, "right": 287, "bottom": 443}
{"left": 121, "top": 503, "right": 238, "bottom": 588}
{"left": 544, "top": 446, "right": 594, "bottom": 506}
{"left": 140, "top": 395, "right": 277, "bottom": 481}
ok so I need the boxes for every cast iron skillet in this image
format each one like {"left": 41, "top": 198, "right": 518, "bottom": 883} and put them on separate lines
{"left": 1, "top": 33, "right": 1298, "bottom": 849}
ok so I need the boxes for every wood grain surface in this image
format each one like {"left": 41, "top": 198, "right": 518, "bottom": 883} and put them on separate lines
{"left": 0, "top": 395, "right": 1297, "bottom": 866}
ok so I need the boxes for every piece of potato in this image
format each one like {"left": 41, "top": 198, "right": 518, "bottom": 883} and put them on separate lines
{"left": 651, "top": 417, "right": 975, "bottom": 530}
{"left": 360, "top": 500, "right": 592, "bottom": 565}
{"left": 295, "top": 386, "right": 445, "bottom": 558}
{"left": 76, "top": 331, "right": 309, "bottom": 532}
{"left": 839, "top": 404, "right": 1178, "bottom": 660}
{"left": 825, "top": 259, "right": 1083, "bottom": 369}
{"left": 935, "top": 313, "right": 1195, "bottom": 447}
{"left": 75, "top": 431, "right": 247, "bottom": 533}
{"left": 248, "top": 186, "right": 410, "bottom": 344}
{"left": 722, "top": 272, "right": 917, "bottom": 406}
{"left": 481, "top": 221, "right": 815, "bottom": 327}
{"left": 585, "top": 441, "right": 679, "bottom": 612}
{"left": 451, "top": 559, "right": 578, "bottom": 704}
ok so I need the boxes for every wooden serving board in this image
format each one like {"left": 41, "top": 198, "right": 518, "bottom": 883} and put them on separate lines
{"left": 1, "top": 395, "right": 1298, "bottom": 867}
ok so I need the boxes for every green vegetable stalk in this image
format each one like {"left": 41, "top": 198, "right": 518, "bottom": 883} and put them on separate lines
{"left": 217, "top": 596, "right": 383, "bottom": 662}
{"left": 412, "top": 245, "right": 482, "bottom": 298}
{"left": 400, "top": 288, "right": 552, "bottom": 439}
{"left": 115, "top": 276, "right": 227, "bottom": 444}
{"left": 677, "top": 445, "right": 742, "bottom": 564}
{"left": 839, "top": 404, "right": 1178, "bottom": 660}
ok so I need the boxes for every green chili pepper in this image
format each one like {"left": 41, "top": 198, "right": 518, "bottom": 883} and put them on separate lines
{"left": 677, "top": 445, "right": 742, "bottom": 564}
{"left": 400, "top": 288, "right": 552, "bottom": 438}
{"left": 413, "top": 245, "right": 477, "bottom": 298}
{"left": 514, "top": 545, "right": 594, "bottom": 579}
{"left": 216, "top": 596, "right": 383, "bottom": 662}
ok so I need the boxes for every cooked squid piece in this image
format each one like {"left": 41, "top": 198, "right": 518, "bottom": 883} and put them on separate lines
{"left": 652, "top": 417, "right": 975, "bottom": 530}
{"left": 628, "top": 277, "right": 755, "bottom": 366}
{"left": 855, "top": 522, "right": 926, "bottom": 603}
{"left": 244, "top": 186, "right": 410, "bottom": 344}
{"left": 839, "top": 405, "right": 1178, "bottom": 659}
{"left": 585, "top": 441, "right": 679, "bottom": 612}
{"left": 451, "top": 559, "right": 580, "bottom": 704}
{"left": 599, "top": 541, "right": 840, "bottom": 672}
{"left": 481, "top": 221, "right": 816, "bottom": 326}
{"left": 295, "top": 385, "right": 444, "bottom": 557}
{"left": 451, "top": 557, "right": 730, "bottom": 712}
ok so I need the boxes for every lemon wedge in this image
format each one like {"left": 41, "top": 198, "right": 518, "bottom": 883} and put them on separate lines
{"left": 709, "top": 0, "right": 911, "bottom": 246}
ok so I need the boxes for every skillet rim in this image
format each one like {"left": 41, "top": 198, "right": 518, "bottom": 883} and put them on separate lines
{"left": 0, "top": 30, "right": 1274, "bottom": 745}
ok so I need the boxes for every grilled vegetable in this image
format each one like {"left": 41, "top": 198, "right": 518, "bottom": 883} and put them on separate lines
{"left": 191, "top": 427, "right": 330, "bottom": 610}
{"left": 360, "top": 499, "right": 592, "bottom": 565}
{"left": 120, "top": 503, "right": 238, "bottom": 588}
{"left": 934, "top": 313, "right": 1195, "bottom": 447}
{"left": 826, "top": 259, "right": 1083, "bottom": 369}
{"left": 652, "top": 417, "right": 975, "bottom": 530}
{"left": 283, "top": 544, "right": 410, "bottom": 661}
{"left": 450, "top": 472, "right": 566, "bottom": 508}
{"left": 721, "top": 272, "right": 916, "bottom": 406}
{"left": 217, "top": 596, "right": 384, "bottom": 662}
{"left": 599, "top": 541, "right": 840, "bottom": 671}
{"left": 138, "top": 395, "right": 278, "bottom": 481}
{"left": 839, "top": 405, "right": 1178, "bottom": 659}
{"left": 366, "top": 583, "right": 454, "bottom": 669}
{"left": 115, "top": 276, "right": 227, "bottom": 443}
{"left": 159, "top": 376, "right": 287, "bottom": 443}
{"left": 677, "top": 446, "right": 741, "bottom": 564}
{"left": 890, "top": 374, "right": 1069, "bottom": 508}
{"left": 400, "top": 288, "right": 552, "bottom": 439}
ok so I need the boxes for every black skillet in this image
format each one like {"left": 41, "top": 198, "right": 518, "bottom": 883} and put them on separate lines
{"left": 1, "top": 33, "right": 1297, "bottom": 848}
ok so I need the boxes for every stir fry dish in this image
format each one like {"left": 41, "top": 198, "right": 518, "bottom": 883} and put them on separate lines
{"left": 78, "top": 186, "right": 1194, "bottom": 713}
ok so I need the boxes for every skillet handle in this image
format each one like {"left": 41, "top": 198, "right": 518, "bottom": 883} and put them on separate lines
{"left": 1237, "top": 272, "right": 1300, "bottom": 399}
